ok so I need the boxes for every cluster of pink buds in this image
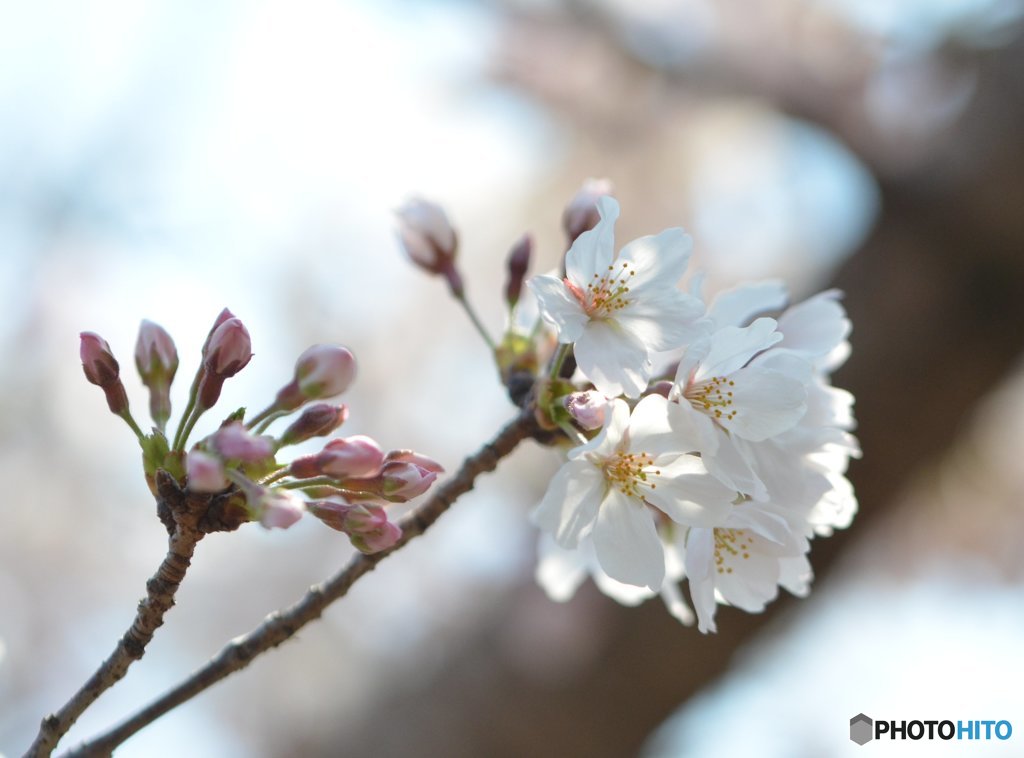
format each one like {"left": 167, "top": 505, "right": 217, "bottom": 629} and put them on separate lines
{"left": 79, "top": 309, "right": 442, "bottom": 552}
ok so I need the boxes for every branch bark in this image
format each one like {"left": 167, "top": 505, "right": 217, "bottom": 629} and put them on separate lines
{"left": 25, "top": 474, "right": 209, "bottom": 757}
{"left": 62, "top": 408, "right": 539, "bottom": 757}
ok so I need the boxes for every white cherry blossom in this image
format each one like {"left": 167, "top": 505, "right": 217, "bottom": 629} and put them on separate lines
{"left": 680, "top": 501, "right": 812, "bottom": 633}
{"left": 528, "top": 196, "right": 705, "bottom": 398}
{"left": 532, "top": 395, "right": 735, "bottom": 591}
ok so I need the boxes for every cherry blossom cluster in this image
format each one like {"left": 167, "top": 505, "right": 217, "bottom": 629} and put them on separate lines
{"left": 397, "top": 182, "right": 859, "bottom": 633}
{"left": 80, "top": 311, "right": 441, "bottom": 552}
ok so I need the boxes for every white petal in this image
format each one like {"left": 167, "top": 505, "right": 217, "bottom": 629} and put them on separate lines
{"left": 701, "top": 428, "right": 767, "bottom": 501}
{"left": 530, "top": 460, "right": 604, "bottom": 548}
{"left": 565, "top": 196, "right": 619, "bottom": 284}
{"left": 593, "top": 568, "right": 657, "bottom": 607}
{"left": 624, "top": 394, "right": 685, "bottom": 459}
{"left": 776, "top": 290, "right": 850, "bottom": 360}
{"left": 699, "top": 318, "right": 782, "bottom": 379}
{"left": 618, "top": 227, "right": 692, "bottom": 289}
{"left": 666, "top": 399, "right": 717, "bottom": 455}
{"left": 591, "top": 488, "right": 665, "bottom": 591}
{"left": 779, "top": 554, "right": 813, "bottom": 597}
{"left": 535, "top": 534, "right": 588, "bottom": 602}
{"left": 684, "top": 528, "right": 718, "bottom": 633}
{"left": 707, "top": 279, "right": 789, "bottom": 329}
{"left": 721, "top": 367, "right": 807, "bottom": 441}
{"left": 528, "top": 276, "right": 588, "bottom": 343}
{"left": 660, "top": 580, "right": 695, "bottom": 626}
{"left": 644, "top": 455, "right": 735, "bottom": 527}
{"left": 714, "top": 548, "right": 780, "bottom": 612}
{"left": 615, "top": 290, "right": 706, "bottom": 351}
{"left": 574, "top": 321, "right": 651, "bottom": 399}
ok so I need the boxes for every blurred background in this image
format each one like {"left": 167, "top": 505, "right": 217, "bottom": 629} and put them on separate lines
{"left": 2, "top": 1, "right": 1024, "bottom": 756}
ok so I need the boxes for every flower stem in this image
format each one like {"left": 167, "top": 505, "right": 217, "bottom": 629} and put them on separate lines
{"left": 171, "top": 372, "right": 202, "bottom": 451}
{"left": 556, "top": 419, "right": 587, "bottom": 446}
{"left": 454, "top": 292, "right": 496, "bottom": 351}
{"left": 548, "top": 343, "right": 572, "bottom": 381}
{"left": 252, "top": 409, "right": 288, "bottom": 435}
{"left": 245, "top": 404, "right": 281, "bottom": 432}
{"left": 120, "top": 411, "right": 147, "bottom": 445}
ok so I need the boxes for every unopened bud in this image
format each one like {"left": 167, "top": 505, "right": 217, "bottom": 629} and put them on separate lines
{"left": 317, "top": 436, "right": 385, "bottom": 479}
{"left": 198, "top": 317, "right": 252, "bottom": 410}
{"left": 279, "top": 403, "right": 349, "bottom": 446}
{"left": 81, "top": 332, "right": 120, "bottom": 387}
{"left": 562, "top": 178, "right": 614, "bottom": 243}
{"left": 345, "top": 505, "right": 402, "bottom": 553}
{"left": 307, "top": 498, "right": 353, "bottom": 531}
{"left": 395, "top": 196, "right": 464, "bottom": 296}
{"left": 80, "top": 332, "right": 130, "bottom": 415}
{"left": 254, "top": 488, "right": 305, "bottom": 530}
{"left": 384, "top": 450, "right": 444, "bottom": 474}
{"left": 308, "top": 500, "right": 401, "bottom": 553}
{"left": 186, "top": 450, "right": 228, "bottom": 493}
{"left": 210, "top": 422, "right": 275, "bottom": 462}
{"left": 504, "top": 233, "right": 532, "bottom": 308}
{"left": 201, "top": 308, "right": 236, "bottom": 358}
{"left": 564, "top": 391, "right": 608, "bottom": 430}
{"left": 379, "top": 460, "right": 437, "bottom": 500}
{"left": 276, "top": 345, "right": 357, "bottom": 410}
{"left": 135, "top": 320, "right": 178, "bottom": 429}
{"left": 135, "top": 320, "right": 178, "bottom": 380}
{"left": 204, "top": 318, "right": 252, "bottom": 378}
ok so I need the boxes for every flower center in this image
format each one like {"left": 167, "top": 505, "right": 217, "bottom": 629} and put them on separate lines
{"left": 603, "top": 450, "right": 658, "bottom": 498}
{"left": 685, "top": 376, "right": 737, "bottom": 422}
{"left": 713, "top": 528, "right": 754, "bottom": 574}
{"left": 567, "top": 261, "right": 637, "bottom": 319}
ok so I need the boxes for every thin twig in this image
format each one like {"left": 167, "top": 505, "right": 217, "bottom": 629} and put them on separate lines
{"left": 26, "top": 475, "right": 207, "bottom": 758}
{"left": 64, "top": 408, "right": 539, "bottom": 757}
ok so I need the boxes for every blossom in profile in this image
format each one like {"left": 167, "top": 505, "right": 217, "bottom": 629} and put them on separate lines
{"left": 531, "top": 395, "right": 734, "bottom": 591}
{"left": 529, "top": 196, "right": 705, "bottom": 398}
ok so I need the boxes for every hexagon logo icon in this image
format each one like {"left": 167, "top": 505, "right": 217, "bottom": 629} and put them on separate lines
{"left": 850, "top": 713, "right": 873, "bottom": 745}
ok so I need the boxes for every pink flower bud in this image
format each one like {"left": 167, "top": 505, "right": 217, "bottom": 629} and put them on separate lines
{"left": 384, "top": 450, "right": 444, "bottom": 474}
{"left": 80, "top": 332, "right": 130, "bottom": 415}
{"left": 308, "top": 500, "right": 401, "bottom": 553}
{"left": 186, "top": 450, "right": 228, "bottom": 493}
{"left": 254, "top": 488, "right": 305, "bottom": 530}
{"left": 201, "top": 308, "right": 236, "bottom": 357}
{"left": 210, "top": 422, "right": 275, "bottom": 462}
{"left": 345, "top": 505, "right": 402, "bottom": 553}
{"left": 562, "top": 178, "right": 614, "bottom": 243}
{"left": 504, "top": 233, "right": 532, "bottom": 308}
{"left": 204, "top": 318, "right": 252, "bottom": 378}
{"left": 135, "top": 320, "right": 178, "bottom": 429}
{"left": 80, "top": 332, "right": 120, "bottom": 387}
{"left": 279, "top": 403, "right": 348, "bottom": 446}
{"left": 564, "top": 391, "right": 608, "bottom": 430}
{"left": 295, "top": 344, "right": 356, "bottom": 399}
{"left": 395, "top": 197, "right": 457, "bottom": 273}
{"left": 307, "top": 498, "right": 353, "bottom": 531}
{"left": 317, "top": 436, "right": 385, "bottom": 479}
{"left": 135, "top": 320, "right": 178, "bottom": 380}
{"left": 379, "top": 460, "right": 437, "bottom": 499}
{"left": 287, "top": 454, "right": 321, "bottom": 480}
{"left": 198, "top": 318, "right": 253, "bottom": 410}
